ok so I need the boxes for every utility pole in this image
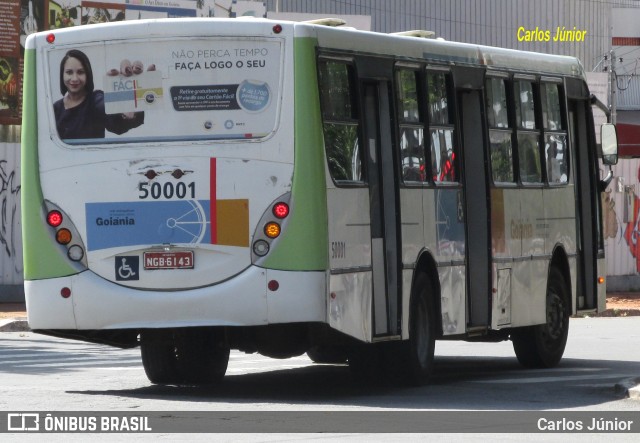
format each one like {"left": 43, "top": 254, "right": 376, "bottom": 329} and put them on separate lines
{"left": 610, "top": 49, "right": 617, "bottom": 125}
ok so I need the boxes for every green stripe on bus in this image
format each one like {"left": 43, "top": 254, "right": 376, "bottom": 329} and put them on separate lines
{"left": 262, "top": 37, "right": 328, "bottom": 271}
{"left": 21, "top": 49, "right": 78, "bottom": 280}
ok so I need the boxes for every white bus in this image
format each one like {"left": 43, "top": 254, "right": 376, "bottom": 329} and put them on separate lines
{"left": 22, "top": 18, "right": 617, "bottom": 385}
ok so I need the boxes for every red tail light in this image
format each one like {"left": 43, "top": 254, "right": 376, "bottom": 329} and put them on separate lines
{"left": 47, "top": 210, "right": 63, "bottom": 227}
{"left": 268, "top": 280, "right": 279, "bottom": 291}
{"left": 272, "top": 202, "right": 289, "bottom": 219}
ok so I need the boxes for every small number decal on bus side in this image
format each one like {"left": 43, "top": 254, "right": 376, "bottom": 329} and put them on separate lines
{"left": 138, "top": 182, "right": 196, "bottom": 200}
{"left": 331, "top": 241, "right": 346, "bottom": 259}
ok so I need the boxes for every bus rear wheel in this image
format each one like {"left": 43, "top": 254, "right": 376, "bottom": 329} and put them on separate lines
{"left": 307, "top": 346, "right": 348, "bottom": 364}
{"left": 140, "top": 328, "right": 230, "bottom": 385}
{"left": 512, "top": 267, "right": 570, "bottom": 368}
{"left": 347, "top": 272, "right": 436, "bottom": 385}
{"left": 403, "top": 272, "right": 436, "bottom": 385}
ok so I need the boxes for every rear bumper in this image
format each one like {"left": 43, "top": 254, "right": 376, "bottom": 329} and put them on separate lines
{"left": 26, "top": 266, "right": 327, "bottom": 330}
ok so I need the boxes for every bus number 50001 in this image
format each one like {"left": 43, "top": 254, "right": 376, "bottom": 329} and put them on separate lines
{"left": 139, "top": 182, "right": 195, "bottom": 200}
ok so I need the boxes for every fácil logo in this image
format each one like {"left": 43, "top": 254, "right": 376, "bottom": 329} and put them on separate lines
{"left": 104, "top": 70, "right": 163, "bottom": 114}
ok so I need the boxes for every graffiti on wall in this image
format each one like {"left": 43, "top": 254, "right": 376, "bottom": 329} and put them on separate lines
{"left": 0, "top": 159, "right": 21, "bottom": 272}
{"left": 623, "top": 187, "right": 640, "bottom": 273}
{"left": 598, "top": 162, "right": 640, "bottom": 276}
{"left": 604, "top": 164, "right": 640, "bottom": 274}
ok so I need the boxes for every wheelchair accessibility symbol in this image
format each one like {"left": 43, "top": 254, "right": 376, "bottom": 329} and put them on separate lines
{"left": 115, "top": 256, "right": 139, "bottom": 281}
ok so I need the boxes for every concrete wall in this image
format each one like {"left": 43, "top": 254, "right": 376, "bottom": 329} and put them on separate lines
{"left": 0, "top": 126, "right": 22, "bottom": 301}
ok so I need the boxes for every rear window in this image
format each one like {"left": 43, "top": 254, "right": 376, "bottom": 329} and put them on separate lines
{"left": 47, "top": 38, "right": 282, "bottom": 145}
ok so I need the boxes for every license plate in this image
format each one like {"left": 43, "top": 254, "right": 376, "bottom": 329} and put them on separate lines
{"left": 143, "top": 251, "right": 194, "bottom": 270}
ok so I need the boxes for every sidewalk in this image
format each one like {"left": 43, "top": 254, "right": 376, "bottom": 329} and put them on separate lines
{"left": 0, "top": 302, "right": 28, "bottom": 332}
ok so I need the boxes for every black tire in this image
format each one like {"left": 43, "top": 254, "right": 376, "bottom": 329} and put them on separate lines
{"left": 141, "top": 328, "right": 230, "bottom": 385}
{"left": 512, "top": 267, "right": 570, "bottom": 368}
{"left": 176, "top": 328, "right": 230, "bottom": 384}
{"left": 404, "top": 272, "right": 437, "bottom": 385}
{"left": 307, "top": 346, "right": 348, "bottom": 364}
{"left": 140, "top": 330, "right": 180, "bottom": 384}
{"left": 348, "top": 273, "right": 436, "bottom": 386}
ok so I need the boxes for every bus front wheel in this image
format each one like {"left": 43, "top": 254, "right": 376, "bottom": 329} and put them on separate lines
{"left": 511, "top": 267, "right": 570, "bottom": 368}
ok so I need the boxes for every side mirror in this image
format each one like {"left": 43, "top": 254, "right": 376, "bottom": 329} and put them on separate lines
{"left": 601, "top": 123, "right": 618, "bottom": 166}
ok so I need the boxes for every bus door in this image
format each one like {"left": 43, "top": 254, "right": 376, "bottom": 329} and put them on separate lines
{"left": 361, "top": 75, "right": 401, "bottom": 338}
{"left": 455, "top": 68, "right": 492, "bottom": 328}
{"left": 567, "top": 82, "right": 599, "bottom": 311}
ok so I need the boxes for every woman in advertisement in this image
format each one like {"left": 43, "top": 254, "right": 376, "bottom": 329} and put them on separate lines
{"left": 53, "top": 49, "right": 145, "bottom": 139}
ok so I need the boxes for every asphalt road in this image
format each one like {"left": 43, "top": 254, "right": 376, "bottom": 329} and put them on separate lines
{"left": 1, "top": 317, "right": 639, "bottom": 441}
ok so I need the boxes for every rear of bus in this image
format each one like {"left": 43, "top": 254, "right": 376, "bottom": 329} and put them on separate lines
{"left": 22, "top": 19, "right": 329, "bottom": 361}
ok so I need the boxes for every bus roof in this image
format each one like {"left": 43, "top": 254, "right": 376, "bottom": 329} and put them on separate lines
{"left": 305, "top": 21, "right": 584, "bottom": 79}
{"left": 26, "top": 17, "right": 584, "bottom": 79}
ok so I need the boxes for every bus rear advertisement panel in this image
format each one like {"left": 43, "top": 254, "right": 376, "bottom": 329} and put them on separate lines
{"left": 46, "top": 38, "right": 282, "bottom": 143}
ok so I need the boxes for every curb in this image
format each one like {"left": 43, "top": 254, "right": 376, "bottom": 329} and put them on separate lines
{"left": 580, "top": 309, "right": 640, "bottom": 318}
{"left": 614, "top": 377, "right": 640, "bottom": 400}
{"left": 0, "top": 318, "right": 29, "bottom": 332}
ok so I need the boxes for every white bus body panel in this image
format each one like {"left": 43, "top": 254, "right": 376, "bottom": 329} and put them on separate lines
{"left": 402, "top": 187, "right": 467, "bottom": 337}
{"left": 33, "top": 22, "right": 297, "bottom": 292}
{"left": 328, "top": 272, "right": 372, "bottom": 342}
{"left": 26, "top": 267, "right": 325, "bottom": 330}
{"left": 39, "top": 158, "right": 293, "bottom": 289}
{"left": 326, "top": 185, "right": 373, "bottom": 342}
{"left": 490, "top": 182, "right": 579, "bottom": 328}
{"left": 437, "top": 264, "right": 466, "bottom": 335}
{"left": 429, "top": 188, "right": 467, "bottom": 336}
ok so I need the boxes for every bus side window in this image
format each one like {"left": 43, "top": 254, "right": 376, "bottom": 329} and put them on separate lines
{"left": 515, "top": 80, "right": 542, "bottom": 183}
{"left": 396, "top": 69, "right": 426, "bottom": 183}
{"left": 318, "top": 60, "right": 364, "bottom": 184}
{"left": 427, "top": 71, "right": 457, "bottom": 183}
{"left": 485, "top": 77, "right": 515, "bottom": 183}
{"left": 541, "top": 82, "right": 569, "bottom": 184}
